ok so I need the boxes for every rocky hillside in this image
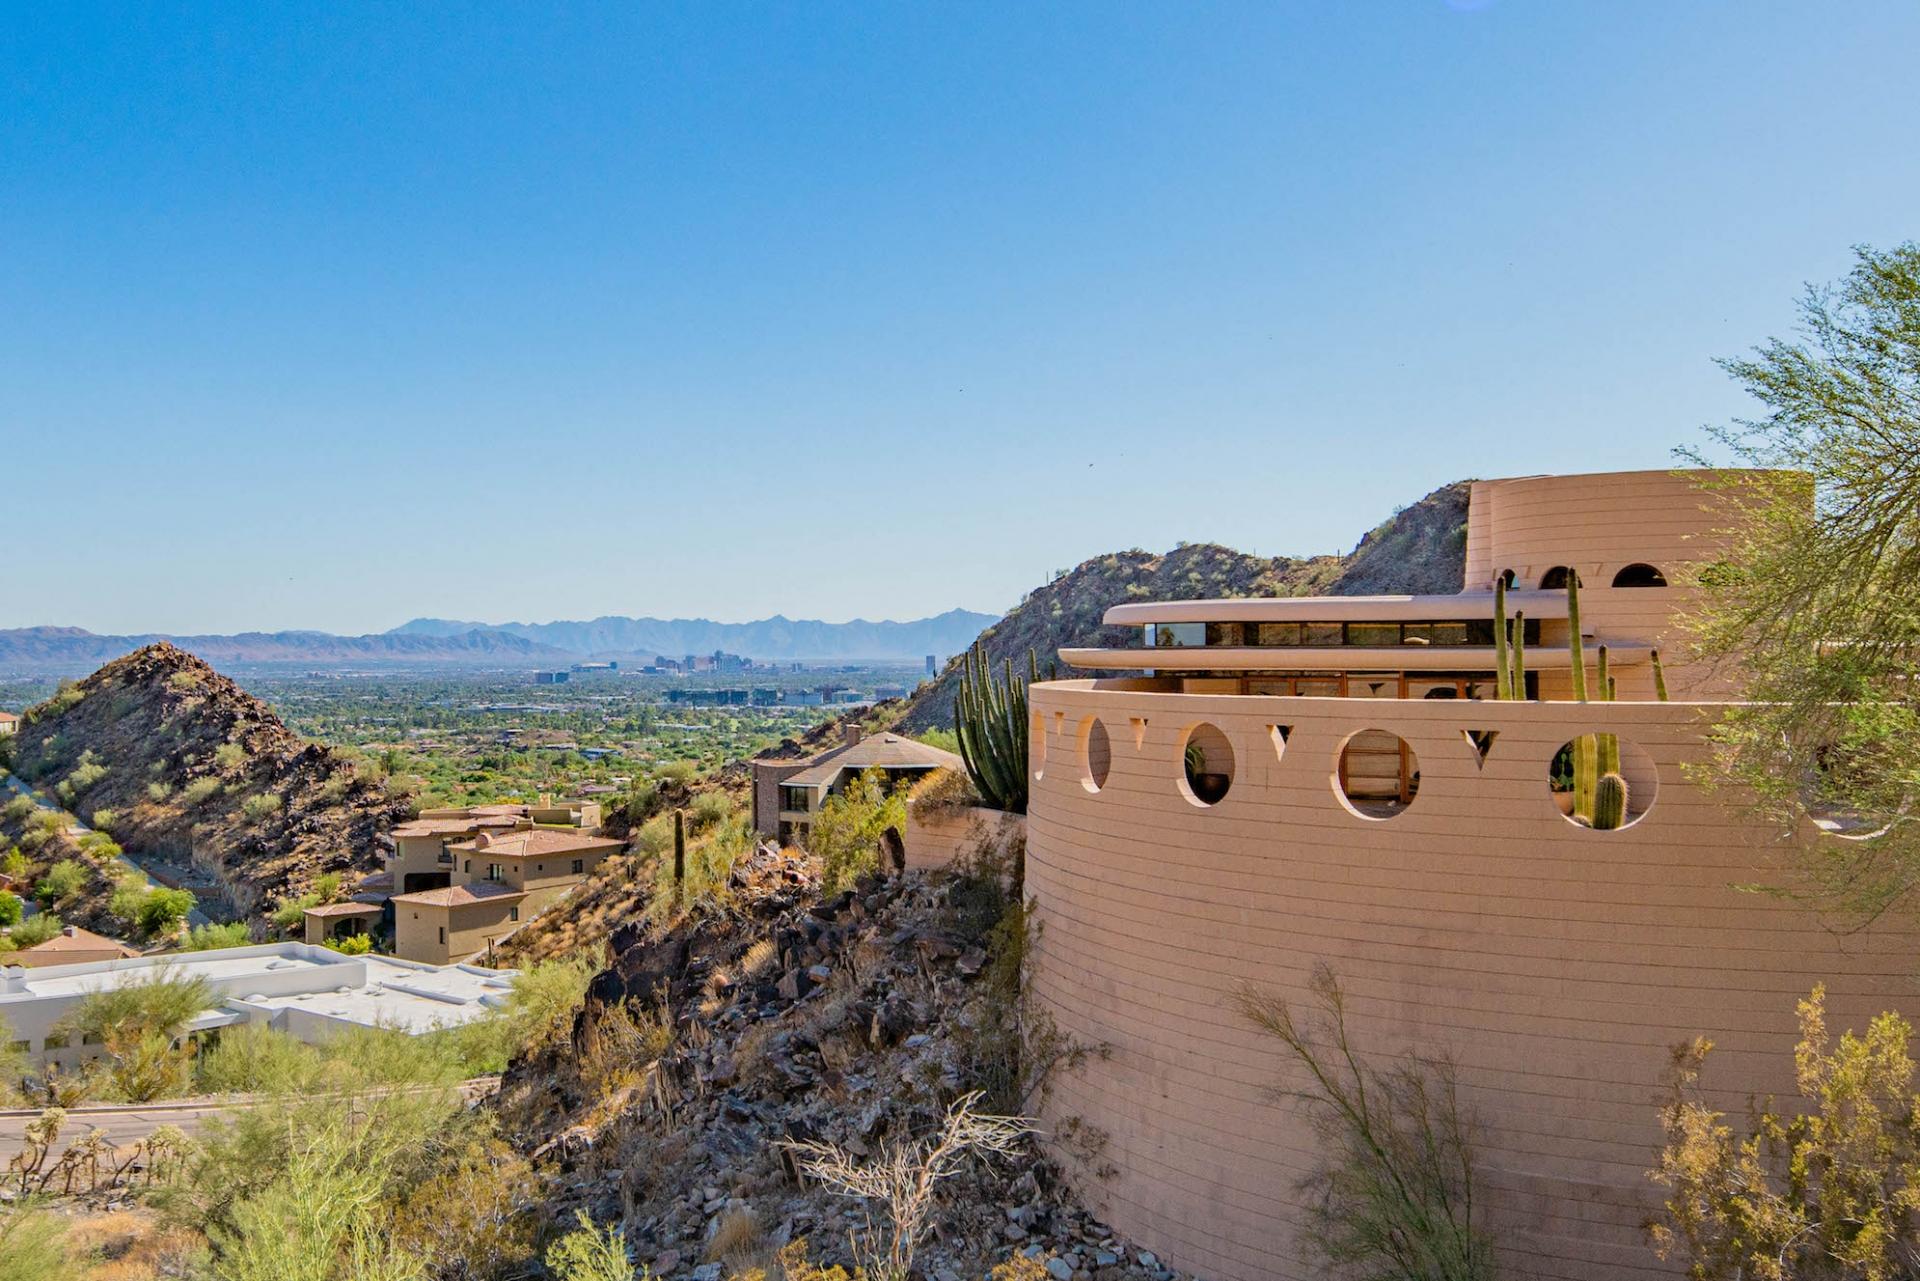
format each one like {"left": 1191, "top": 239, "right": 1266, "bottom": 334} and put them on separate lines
{"left": 3, "top": 643, "right": 408, "bottom": 922}
{"left": 496, "top": 841, "right": 1183, "bottom": 1281}
{"left": 898, "top": 480, "right": 1472, "bottom": 730}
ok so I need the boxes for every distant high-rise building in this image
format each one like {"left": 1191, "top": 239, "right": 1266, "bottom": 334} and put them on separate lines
{"left": 925, "top": 654, "right": 937, "bottom": 676}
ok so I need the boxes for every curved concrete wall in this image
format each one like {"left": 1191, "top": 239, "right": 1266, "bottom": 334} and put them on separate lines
{"left": 1464, "top": 469, "right": 1752, "bottom": 592}
{"left": 1025, "top": 680, "right": 1918, "bottom": 1281}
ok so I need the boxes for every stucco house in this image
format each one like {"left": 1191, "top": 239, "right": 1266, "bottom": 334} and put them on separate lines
{"left": 0, "top": 710, "right": 19, "bottom": 736}
{"left": 1022, "top": 468, "right": 1920, "bottom": 1281}
{"left": 309, "top": 795, "right": 612, "bottom": 964}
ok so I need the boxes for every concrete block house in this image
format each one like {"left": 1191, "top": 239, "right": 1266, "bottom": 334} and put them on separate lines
{"left": 1022, "top": 468, "right": 1920, "bottom": 1280}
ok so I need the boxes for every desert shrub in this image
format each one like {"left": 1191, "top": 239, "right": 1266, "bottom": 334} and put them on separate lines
{"left": 0, "top": 1206, "right": 68, "bottom": 1280}
{"left": 212, "top": 743, "right": 247, "bottom": 771}
{"left": 147, "top": 779, "right": 175, "bottom": 801}
{"left": 1650, "top": 984, "right": 1920, "bottom": 1279}
{"left": 688, "top": 788, "right": 733, "bottom": 832}
{"left": 2, "top": 795, "right": 32, "bottom": 823}
{"left": 35, "top": 859, "right": 87, "bottom": 904}
{"left": 810, "top": 767, "right": 907, "bottom": 892}
{"left": 57, "top": 968, "right": 217, "bottom": 1102}
{"left": 1236, "top": 965, "right": 1496, "bottom": 1281}
{"left": 908, "top": 766, "right": 980, "bottom": 821}
{"left": 111, "top": 872, "right": 154, "bottom": 924}
{"left": 314, "top": 871, "right": 344, "bottom": 902}
{"left": 240, "top": 792, "right": 283, "bottom": 824}
{"left": 42, "top": 680, "right": 86, "bottom": 716}
{"left": 64, "top": 752, "right": 108, "bottom": 794}
{"left": 544, "top": 1213, "right": 636, "bottom": 1281}
{"left": 654, "top": 759, "right": 699, "bottom": 786}
{"left": 139, "top": 887, "right": 197, "bottom": 937}
{"left": 9, "top": 913, "right": 61, "bottom": 947}
{"left": 318, "top": 772, "right": 351, "bottom": 803}
{"left": 179, "top": 921, "right": 253, "bottom": 951}
{"left": 182, "top": 777, "right": 223, "bottom": 805}
{"left": 168, "top": 670, "right": 204, "bottom": 692}
{"left": 389, "top": 1132, "right": 538, "bottom": 1280}
{"left": 1, "top": 849, "right": 25, "bottom": 880}
{"left": 270, "top": 892, "right": 320, "bottom": 933}
{"left": 90, "top": 807, "right": 117, "bottom": 830}
{"left": 576, "top": 1000, "right": 674, "bottom": 1097}
{"left": 76, "top": 829, "right": 123, "bottom": 862}
{"left": 0, "top": 891, "right": 20, "bottom": 928}
{"left": 324, "top": 933, "right": 373, "bottom": 954}
{"left": 784, "top": 1092, "right": 1033, "bottom": 1281}
{"left": 195, "top": 1023, "right": 326, "bottom": 1096}
{"left": 632, "top": 812, "right": 674, "bottom": 858}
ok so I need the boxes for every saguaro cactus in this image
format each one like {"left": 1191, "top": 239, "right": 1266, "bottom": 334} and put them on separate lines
{"left": 1651, "top": 649, "right": 1671, "bottom": 701}
{"left": 954, "top": 642, "right": 1035, "bottom": 813}
{"left": 1592, "top": 772, "right": 1629, "bottom": 831}
{"left": 673, "top": 809, "right": 686, "bottom": 893}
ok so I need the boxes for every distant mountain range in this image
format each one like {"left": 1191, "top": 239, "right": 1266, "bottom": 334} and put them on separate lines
{"left": 387, "top": 610, "right": 997, "bottom": 662}
{"left": 0, "top": 609, "right": 997, "bottom": 673}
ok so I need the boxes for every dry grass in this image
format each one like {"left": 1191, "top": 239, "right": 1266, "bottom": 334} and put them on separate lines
{"left": 63, "top": 1209, "right": 207, "bottom": 1280}
{"left": 740, "top": 938, "right": 777, "bottom": 979}
{"left": 704, "top": 1207, "right": 765, "bottom": 1265}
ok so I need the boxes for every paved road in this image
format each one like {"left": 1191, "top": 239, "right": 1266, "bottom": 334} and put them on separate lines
{"left": 0, "top": 1078, "right": 500, "bottom": 1161}
{"left": 2, "top": 772, "right": 213, "bottom": 929}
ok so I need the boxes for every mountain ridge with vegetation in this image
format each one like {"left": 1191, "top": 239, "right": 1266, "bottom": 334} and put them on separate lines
{"left": 2, "top": 643, "right": 407, "bottom": 925}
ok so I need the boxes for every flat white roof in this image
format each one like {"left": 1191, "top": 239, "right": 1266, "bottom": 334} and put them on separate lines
{"left": 0, "top": 942, "right": 516, "bottom": 1039}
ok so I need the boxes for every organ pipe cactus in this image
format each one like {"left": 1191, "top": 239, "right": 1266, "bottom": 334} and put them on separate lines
{"left": 1492, "top": 578, "right": 1527, "bottom": 699}
{"left": 954, "top": 642, "right": 1036, "bottom": 813}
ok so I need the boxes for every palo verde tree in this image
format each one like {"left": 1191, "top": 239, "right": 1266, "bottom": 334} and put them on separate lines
{"left": 1682, "top": 242, "right": 1920, "bottom": 919}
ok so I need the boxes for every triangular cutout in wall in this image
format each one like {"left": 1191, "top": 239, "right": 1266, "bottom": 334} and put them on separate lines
{"left": 1129, "top": 717, "right": 1148, "bottom": 751}
{"left": 1270, "top": 724, "right": 1291, "bottom": 763}
{"left": 1463, "top": 729, "right": 1497, "bottom": 770}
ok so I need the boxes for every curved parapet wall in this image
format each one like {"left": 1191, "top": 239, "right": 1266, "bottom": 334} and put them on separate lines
{"left": 1025, "top": 680, "right": 1918, "bottom": 1281}
{"left": 1462, "top": 468, "right": 1773, "bottom": 593}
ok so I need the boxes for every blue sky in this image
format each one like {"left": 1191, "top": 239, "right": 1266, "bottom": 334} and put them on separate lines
{"left": 4, "top": 2, "right": 1916, "bottom": 636}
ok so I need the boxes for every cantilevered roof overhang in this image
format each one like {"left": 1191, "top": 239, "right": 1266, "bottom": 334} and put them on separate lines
{"left": 1059, "top": 643, "right": 1653, "bottom": 673}
{"left": 1101, "top": 591, "right": 1571, "bottom": 626}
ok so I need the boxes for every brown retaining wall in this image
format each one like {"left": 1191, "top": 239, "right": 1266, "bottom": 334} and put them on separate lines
{"left": 1025, "top": 679, "right": 1919, "bottom": 1281}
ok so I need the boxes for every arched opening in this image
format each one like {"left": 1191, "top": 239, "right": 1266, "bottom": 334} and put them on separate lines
{"left": 1496, "top": 568, "right": 1517, "bottom": 589}
{"left": 1336, "top": 730, "right": 1419, "bottom": 819}
{"left": 1611, "top": 562, "right": 1668, "bottom": 588}
{"left": 1540, "top": 566, "right": 1575, "bottom": 590}
{"left": 1179, "top": 723, "right": 1234, "bottom": 807}
{"left": 1079, "top": 717, "right": 1112, "bottom": 793}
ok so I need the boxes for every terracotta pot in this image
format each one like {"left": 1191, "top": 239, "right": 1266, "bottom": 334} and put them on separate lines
{"left": 1191, "top": 773, "right": 1231, "bottom": 805}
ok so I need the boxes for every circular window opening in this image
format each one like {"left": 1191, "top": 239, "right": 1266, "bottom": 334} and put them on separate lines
{"left": 1030, "top": 710, "right": 1047, "bottom": 780}
{"left": 1336, "top": 729, "right": 1420, "bottom": 820}
{"left": 1611, "top": 562, "right": 1668, "bottom": 588}
{"left": 1539, "top": 566, "right": 1575, "bottom": 590}
{"left": 1179, "top": 723, "right": 1234, "bottom": 807}
{"left": 1548, "top": 734, "right": 1657, "bottom": 830}
{"left": 1080, "top": 717, "right": 1112, "bottom": 793}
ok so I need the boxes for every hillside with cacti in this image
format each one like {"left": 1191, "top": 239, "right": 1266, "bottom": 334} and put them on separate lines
{"left": 1, "top": 643, "right": 409, "bottom": 927}
{"left": 898, "top": 480, "right": 1474, "bottom": 730}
